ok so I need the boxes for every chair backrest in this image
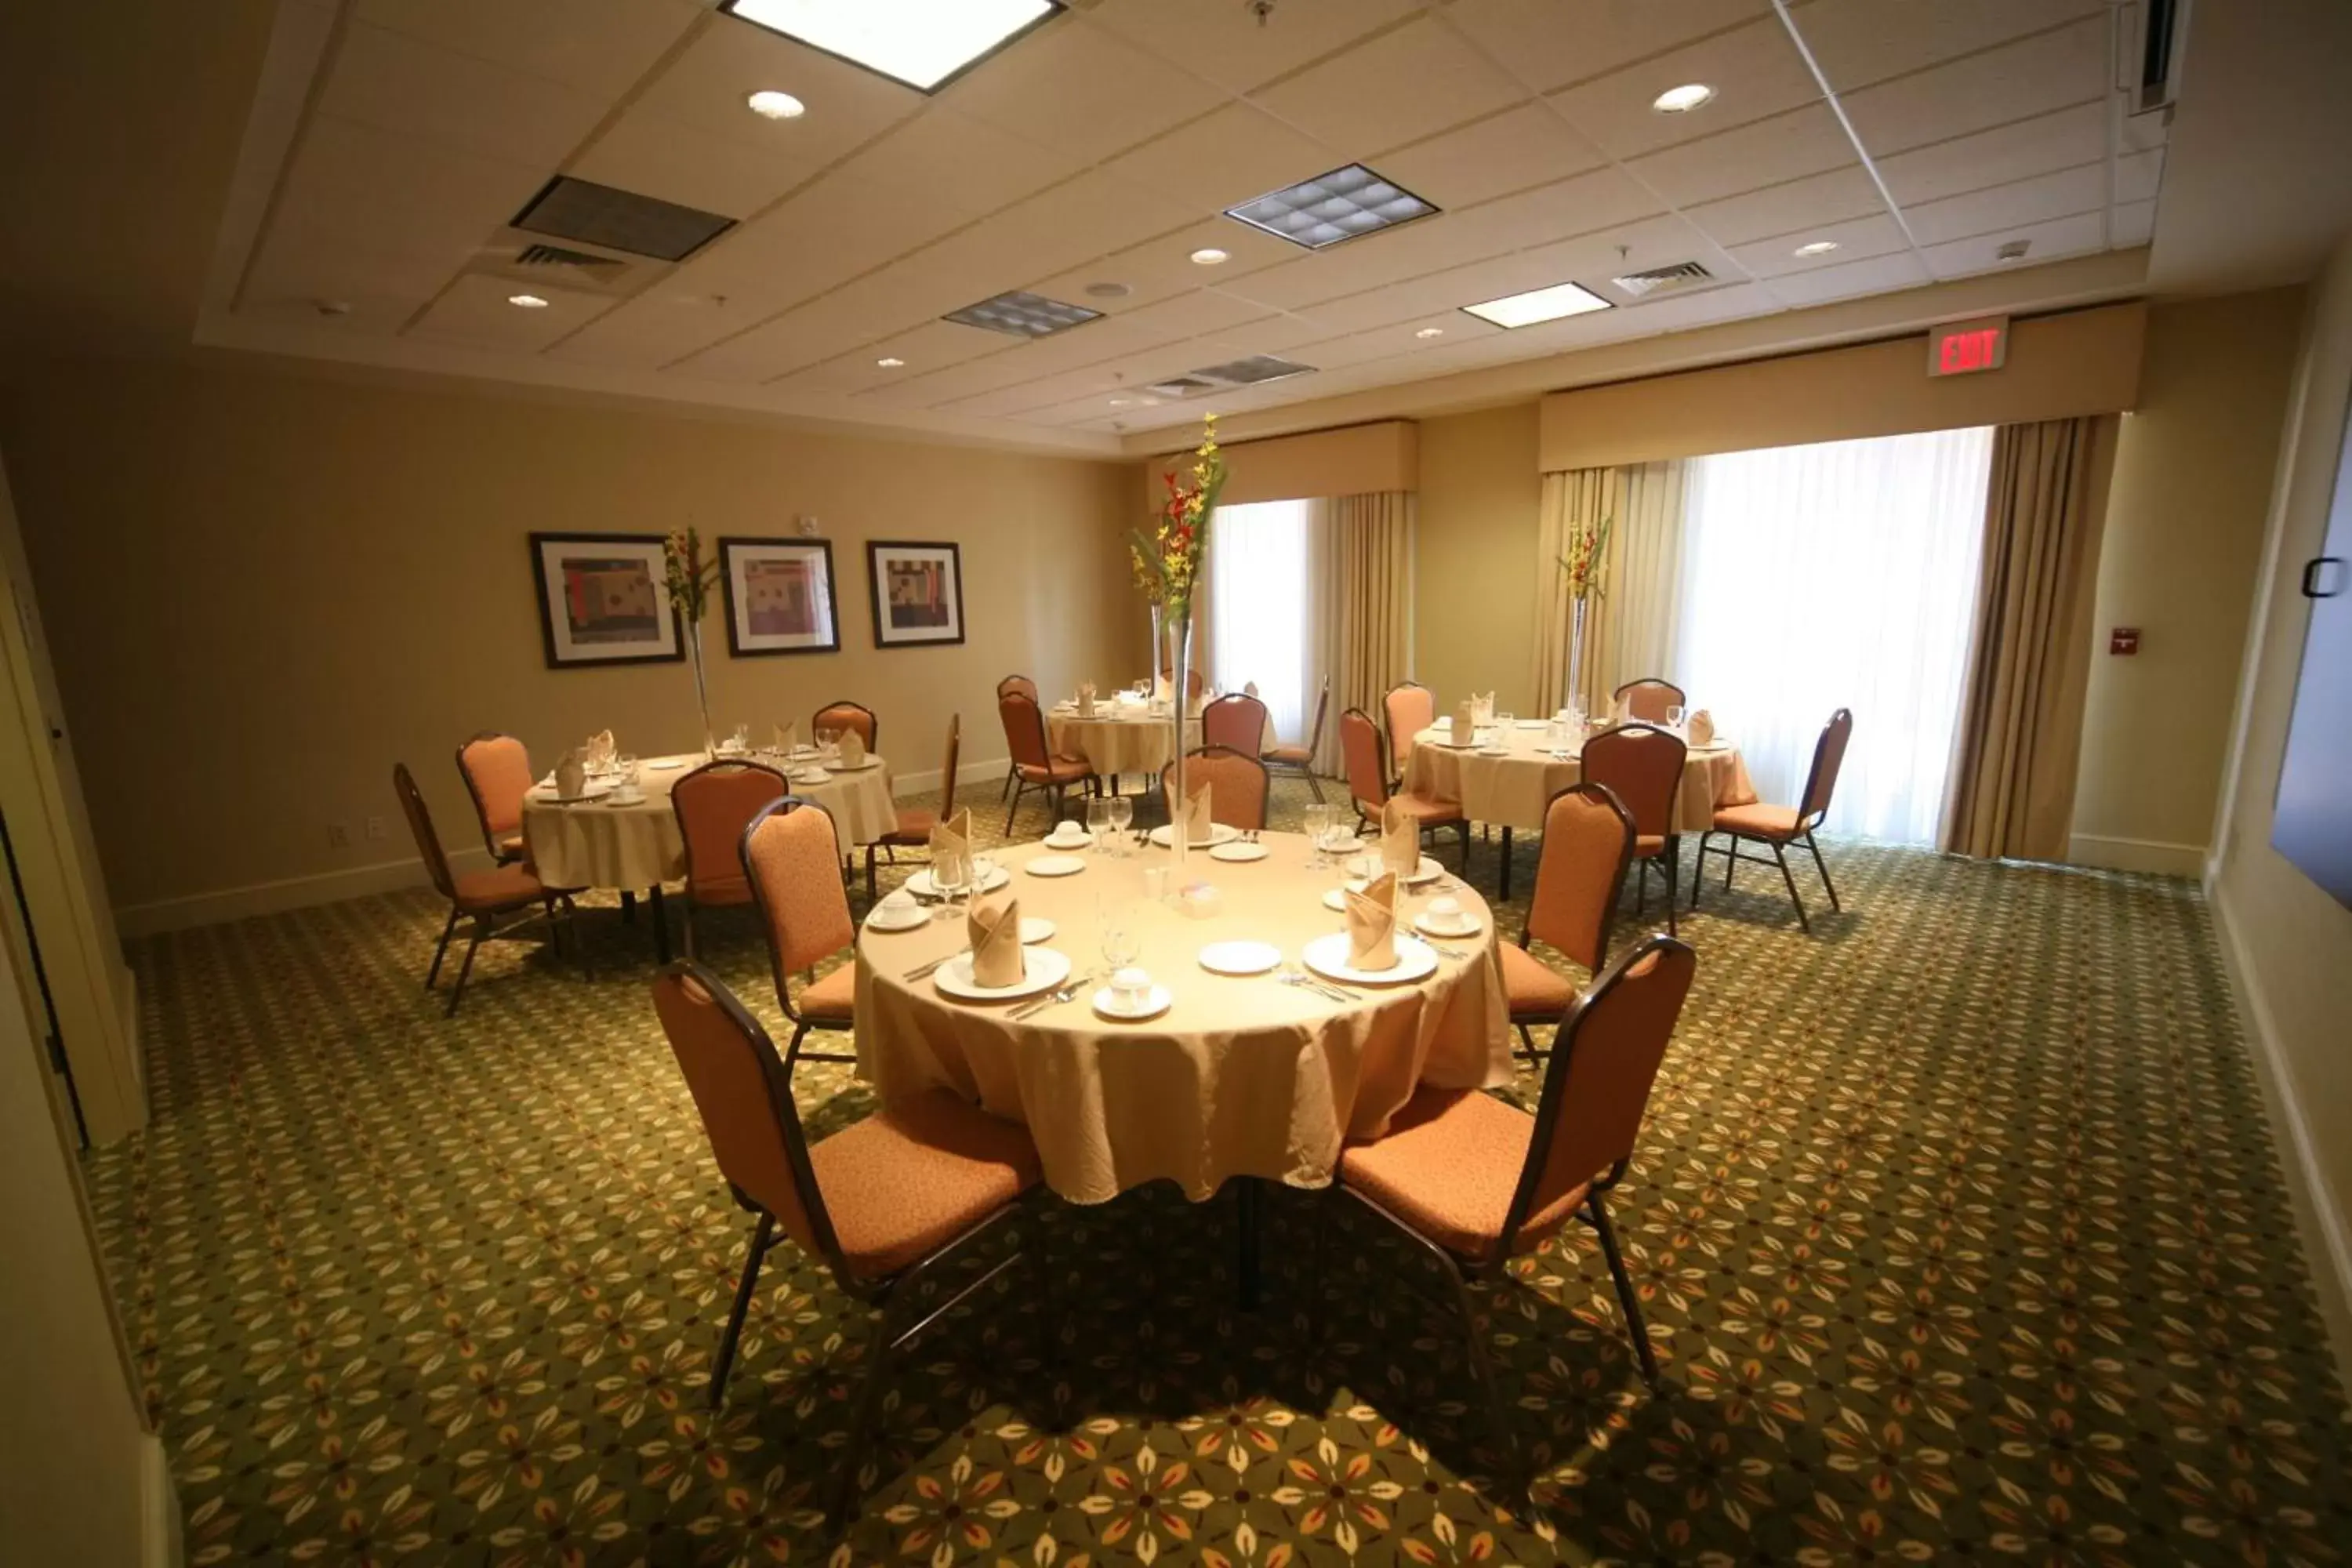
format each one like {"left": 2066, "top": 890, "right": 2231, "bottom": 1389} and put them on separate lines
{"left": 392, "top": 763, "right": 459, "bottom": 902}
{"left": 1524, "top": 783, "right": 1636, "bottom": 973}
{"left": 456, "top": 731, "right": 532, "bottom": 855}
{"left": 996, "top": 673, "right": 1038, "bottom": 703}
{"left": 1613, "top": 678, "right": 1685, "bottom": 724}
{"left": 1501, "top": 934, "right": 1698, "bottom": 1255}
{"left": 1578, "top": 723, "right": 1686, "bottom": 839}
{"left": 1338, "top": 708, "right": 1391, "bottom": 812}
{"left": 1301, "top": 675, "right": 1331, "bottom": 753}
{"left": 740, "top": 797, "right": 856, "bottom": 1019}
{"left": 998, "top": 691, "right": 1051, "bottom": 771}
{"left": 1383, "top": 683, "right": 1433, "bottom": 768}
{"left": 935, "top": 713, "right": 963, "bottom": 820}
{"left": 673, "top": 760, "right": 788, "bottom": 904}
{"left": 1200, "top": 692, "right": 1266, "bottom": 753}
{"left": 649, "top": 961, "right": 844, "bottom": 1273}
{"left": 1797, "top": 708, "right": 1853, "bottom": 828}
{"left": 1161, "top": 746, "right": 1269, "bottom": 831}
{"left": 812, "top": 700, "right": 877, "bottom": 751}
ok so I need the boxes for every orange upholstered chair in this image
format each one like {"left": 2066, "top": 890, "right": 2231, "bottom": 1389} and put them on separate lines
{"left": 1200, "top": 691, "right": 1266, "bottom": 755}
{"left": 394, "top": 763, "right": 579, "bottom": 1015}
{"left": 1613, "top": 678, "right": 1685, "bottom": 724}
{"left": 812, "top": 699, "right": 877, "bottom": 752}
{"left": 1382, "top": 681, "right": 1435, "bottom": 782}
{"left": 456, "top": 731, "right": 535, "bottom": 865}
{"left": 1338, "top": 934, "right": 1697, "bottom": 1472}
{"left": 671, "top": 760, "right": 787, "bottom": 957}
{"left": 1159, "top": 745, "right": 1269, "bottom": 833}
{"left": 1693, "top": 707, "right": 1851, "bottom": 935}
{"left": 994, "top": 677, "right": 1037, "bottom": 804}
{"left": 866, "top": 714, "right": 958, "bottom": 900}
{"left": 649, "top": 961, "right": 1040, "bottom": 1527}
{"left": 1339, "top": 707, "right": 1469, "bottom": 867}
{"left": 741, "top": 797, "right": 858, "bottom": 1073}
{"left": 998, "top": 689, "right": 1095, "bottom": 835}
{"left": 1504, "top": 782, "right": 1637, "bottom": 1058}
{"left": 1262, "top": 674, "right": 1330, "bottom": 804}
{"left": 1579, "top": 722, "right": 1688, "bottom": 936}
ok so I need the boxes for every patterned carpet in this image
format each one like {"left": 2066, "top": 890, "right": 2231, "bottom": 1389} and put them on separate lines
{"left": 83, "top": 776, "right": 2352, "bottom": 1566}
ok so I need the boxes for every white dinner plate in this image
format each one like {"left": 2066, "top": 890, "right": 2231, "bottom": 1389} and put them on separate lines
{"left": 646, "top": 758, "right": 688, "bottom": 771}
{"left": 1346, "top": 853, "right": 1445, "bottom": 886}
{"left": 1321, "top": 883, "right": 1369, "bottom": 913}
{"left": 1025, "top": 855, "right": 1087, "bottom": 878}
{"left": 601, "top": 789, "right": 648, "bottom": 808}
{"left": 1093, "top": 983, "right": 1171, "bottom": 1022}
{"left": 865, "top": 905, "right": 929, "bottom": 932}
{"left": 1209, "top": 840, "right": 1269, "bottom": 863}
{"left": 1198, "top": 940, "right": 1281, "bottom": 976}
{"left": 1515, "top": 719, "right": 1550, "bottom": 729}
{"left": 1315, "top": 835, "right": 1364, "bottom": 858}
{"left": 830, "top": 757, "right": 884, "bottom": 771}
{"left": 933, "top": 946, "right": 1072, "bottom": 1002}
{"left": 1020, "top": 916, "right": 1055, "bottom": 944}
{"left": 532, "top": 782, "right": 614, "bottom": 804}
{"left": 1148, "top": 822, "right": 1239, "bottom": 848}
{"left": 1690, "top": 741, "right": 1730, "bottom": 754}
{"left": 1475, "top": 746, "right": 1511, "bottom": 758}
{"left": 1415, "top": 912, "right": 1482, "bottom": 938}
{"left": 1303, "top": 931, "right": 1439, "bottom": 986}
{"left": 905, "top": 865, "right": 1010, "bottom": 898}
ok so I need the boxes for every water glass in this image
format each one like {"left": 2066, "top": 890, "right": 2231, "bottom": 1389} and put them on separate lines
{"left": 1305, "top": 803, "right": 1333, "bottom": 866}
{"left": 1085, "top": 796, "right": 1112, "bottom": 851}
{"left": 1106, "top": 793, "right": 1134, "bottom": 850}
{"left": 1666, "top": 705, "right": 1686, "bottom": 732}
{"left": 1098, "top": 894, "right": 1138, "bottom": 971}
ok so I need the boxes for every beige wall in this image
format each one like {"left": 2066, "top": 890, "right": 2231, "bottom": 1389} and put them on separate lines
{"left": 0, "top": 358, "right": 1139, "bottom": 929}
{"left": 2072, "top": 291, "right": 2306, "bottom": 873}
{"left": 2209, "top": 234, "right": 2352, "bottom": 1373}
{"left": 1414, "top": 403, "right": 1542, "bottom": 713}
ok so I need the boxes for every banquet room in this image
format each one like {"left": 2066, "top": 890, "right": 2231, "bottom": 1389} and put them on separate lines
{"left": 6, "top": 0, "right": 2352, "bottom": 1560}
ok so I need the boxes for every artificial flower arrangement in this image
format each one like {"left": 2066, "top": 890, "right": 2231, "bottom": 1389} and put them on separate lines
{"left": 662, "top": 525, "right": 720, "bottom": 626}
{"left": 1132, "top": 413, "right": 1226, "bottom": 617}
{"left": 1558, "top": 512, "right": 1613, "bottom": 603}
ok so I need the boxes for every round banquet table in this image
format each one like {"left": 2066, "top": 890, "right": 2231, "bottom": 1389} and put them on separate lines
{"left": 521, "top": 749, "right": 898, "bottom": 892}
{"left": 851, "top": 832, "right": 1512, "bottom": 1209}
{"left": 1404, "top": 724, "right": 1757, "bottom": 835}
{"left": 1045, "top": 705, "right": 1200, "bottom": 779}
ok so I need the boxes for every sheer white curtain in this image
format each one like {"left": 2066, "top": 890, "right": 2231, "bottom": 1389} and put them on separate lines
{"left": 1207, "top": 498, "right": 1315, "bottom": 745}
{"left": 1671, "top": 426, "right": 1994, "bottom": 843}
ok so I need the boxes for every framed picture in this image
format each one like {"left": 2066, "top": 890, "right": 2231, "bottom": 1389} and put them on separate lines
{"left": 720, "top": 536, "right": 840, "bottom": 656}
{"left": 528, "top": 532, "right": 682, "bottom": 668}
{"left": 866, "top": 539, "right": 966, "bottom": 648}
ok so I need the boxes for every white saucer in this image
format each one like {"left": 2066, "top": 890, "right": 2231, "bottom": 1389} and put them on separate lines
{"left": 1198, "top": 940, "right": 1281, "bottom": 976}
{"left": 1321, "top": 884, "right": 1369, "bottom": 913}
{"left": 601, "top": 789, "right": 646, "bottom": 808}
{"left": 1475, "top": 746, "right": 1511, "bottom": 757}
{"left": 789, "top": 768, "right": 831, "bottom": 785}
{"left": 933, "top": 946, "right": 1071, "bottom": 1002}
{"left": 906, "top": 866, "right": 1010, "bottom": 898}
{"left": 1020, "top": 916, "right": 1055, "bottom": 944}
{"left": 1209, "top": 840, "right": 1269, "bottom": 863}
{"left": 534, "top": 782, "right": 615, "bottom": 804}
{"left": 1093, "top": 983, "right": 1171, "bottom": 1021}
{"left": 1515, "top": 719, "right": 1550, "bottom": 729}
{"left": 1148, "top": 822, "right": 1240, "bottom": 848}
{"left": 646, "top": 759, "right": 688, "bottom": 771}
{"left": 1346, "top": 853, "right": 1445, "bottom": 886}
{"left": 1690, "top": 741, "right": 1730, "bottom": 753}
{"left": 1414, "top": 913, "right": 1481, "bottom": 938}
{"left": 1314, "top": 835, "right": 1364, "bottom": 858}
{"left": 1041, "top": 834, "right": 1091, "bottom": 852}
{"left": 831, "top": 757, "right": 884, "bottom": 771}
{"left": 1025, "top": 855, "right": 1087, "bottom": 877}
{"left": 1303, "top": 931, "right": 1438, "bottom": 985}
{"left": 866, "top": 905, "right": 929, "bottom": 932}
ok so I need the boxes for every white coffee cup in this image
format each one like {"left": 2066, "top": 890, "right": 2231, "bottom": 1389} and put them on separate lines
{"left": 1112, "top": 966, "right": 1150, "bottom": 1009}
{"left": 1051, "top": 819, "right": 1084, "bottom": 844}
{"left": 879, "top": 888, "right": 916, "bottom": 916}
{"left": 1428, "top": 895, "right": 1465, "bottom": 929}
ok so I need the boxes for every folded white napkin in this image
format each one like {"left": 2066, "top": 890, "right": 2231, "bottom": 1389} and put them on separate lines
{"left": 1076, "top": 681, "right": 1097, "bottom": 718}
{"left": 837, "top": 729, "right": 867, "bottom": 768}
{"left": 929, "top": 807, "right": 973, "bottom": 887}
{"left": 1345, "top": 872, "right": 1399, "bottom": 971}
{"left": 1688, "top": 709, "right": 1715, "bottom": 746}
{"left": 1379, "top": 798, "right": 1420, "bottom": 877}
{"left": 1449, "top": 701, "right": 1475, "bottom": 747}
{"left": 1181, "top": 775, "right": 1215, "bottom": 846}
{"left": 967, "top": 895, "right": 1025, "bottom": 988}
{"left": 555, "top": 749, "right": 588, "bottom": 800}
{"left": 773, "top": 720, "right": 799, "bottom": 754}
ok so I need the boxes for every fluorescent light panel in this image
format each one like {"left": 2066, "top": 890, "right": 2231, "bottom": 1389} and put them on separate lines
{"left": 1461, "top": 280, "right": 1613, "bottom": 328}
{"left": 1225, "top": 164, "right": 1437, "bottom": 250}
{"left": 720, "top": 0, "right": 1059, "bottom": 91}
{"left": 944, "top": 289, "right": 1101, "bottom": 338}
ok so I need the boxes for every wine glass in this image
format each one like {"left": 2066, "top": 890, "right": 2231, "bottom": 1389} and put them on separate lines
{"left": 1085, "top": 796, "right": 1111, "bottom": 851}
{"left": 1665, "top": 705, "right": 1686, "bottom": 733}
{"left": 1105, "top": 793, "right": 1134, "bottom": 853}
{"left": 1098, "top": 894, "right": 1139, "bottom": 992}
{"left": 932, "top": 851, "right": 968, "bottom": 922}
{"left": 1305, "top": 803, "right": 1333, "bottom": 867}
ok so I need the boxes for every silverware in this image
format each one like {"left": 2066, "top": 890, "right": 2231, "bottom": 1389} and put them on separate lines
{"left": 1419, "top": 938, "right": 1469, "bottom": 960}
{"left": 1009, "top": 971, "right": 1094, "bottom": 1021}
{"left": 1278, "top": 966, "right": 1353, "bottom": 1004}
{"left": 904, "top": 951, "right": 964, "bottom": 982}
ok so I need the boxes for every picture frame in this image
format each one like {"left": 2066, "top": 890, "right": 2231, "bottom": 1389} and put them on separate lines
{"left": 866, "top": 539, "right": 967, "bottom": 648}
{"left": 528, "top": 532, "right": 683, "bottom": 668}
{"left": 719, "top": 536, "right": 841, "bottom": 657}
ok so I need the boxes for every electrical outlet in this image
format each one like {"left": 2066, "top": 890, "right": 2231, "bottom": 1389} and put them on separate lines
{"left": 328, "top": 822, "right": 350, "bottom": 848}
{"left": 365, "top": 815, "right": 387, "bottom": 841}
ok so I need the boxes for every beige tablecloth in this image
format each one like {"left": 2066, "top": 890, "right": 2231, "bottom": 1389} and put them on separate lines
{"left": 1047, "top": 709, "right": 1201, "bottom": 777}
{"left": 523, "top": 750, "right": 898, "bottom": 891}
{"left": 853, "top": 833, "right": 1512, "bottom": 1203}
{"left": 1403, "top": 724, "right": 1757, "bottom": 833}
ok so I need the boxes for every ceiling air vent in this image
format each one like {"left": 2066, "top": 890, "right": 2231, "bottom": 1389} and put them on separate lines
{"left": 516, "top": 242, "right": 625, "bottom": 273}
{"left": 512, "top": 176, "right": 735, "bottom": 263}
{"left": 1610, "top": 260, "right": 1715, "bottom": 298}
{"left": 1194, "top": 354, "right": 1311, "bottom": 386}
{"left": 1144, "top": 375, "right": 1219, "bottom": 398}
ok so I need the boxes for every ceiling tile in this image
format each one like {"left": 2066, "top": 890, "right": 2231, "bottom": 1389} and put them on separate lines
{"left": 1511, "top": 212, "right": 1737, "bottom": 295}
{"left": 1083, "top": 0, "right": 1424, "bottom": 96}
{"left": 1443, "top": 0, "right": 1773, "bottom": 95}
{"left": 1840, "top": 17, "right": 2107, "bottom": 155}
{"left": 1370, "top": 103, "right": 1606, "bottom": 211}
{"left": 1545, "top": 17, "right": 1822, "bottom": 160}
{"left": 2115, "top": 147, "right": 2164, "bottom": 206}
{"left": 354, "top": 0, "right": 702, "bottom": 98}
{"left": 1287, "top": 311, "right": 1505, "bottom": 371}
{"left": 1760, "top": 248, "right": 1932, "bottom": 307}
{"left": 1247, "top": 16, "right": 1528, "bottom": 159}
{"left": 2112, "top": 200, "right": 2154, "bottom": 249}
{"left": 540, "top": 291, "right": 751, "bottom": 370}
{"left": 1621, "top": 103, "right": 1855, "bottom": 208}
{"left": 1904, "top": 162, "right": 2105, "bottom": 248}
{"left": 1918, "top": 209, "right": 2106, "bottom": 280}
{"left": 1872, "top": 100, "right": 2106, "bottom": 206}
{"left": 1725, "top": 212, "right": 1910, "bottom": 277}
{"left": 406, "top": 273, "right": 614, "bottom": 351}
{"left": 270, "top": 112, "right": 549, "bottom": 263}
{"left": 1098, "top": 103, "right": 1343, "bottom": 215}
{"left": 1291, "top": 252, "right": 1573, "bottom": 336}
{"left": 619, "top": 18, "right": 924, "bottom": 162}
{"left": 240, "top": 224, "right": 455, "bottom": 328}
{"left": 1681, "top": 162, "right": 1886, "bottom": 247}
{"left": 1783, "top": 0, "right": 2104, "bottom": 92}
{"left": 941, "top": 16, "right": 1224, "bottom": 165}
{"left": 765, "top": 318, "right": 1010, "bottom": 395}
{"left": 1026, "top": 220, "right": 1298, "bottom": 316}
{"left": 317, "top": 22, "right": 609, "bottom": 167}
{"left": 569, "top": 114, "right": 824, "bottom": 219}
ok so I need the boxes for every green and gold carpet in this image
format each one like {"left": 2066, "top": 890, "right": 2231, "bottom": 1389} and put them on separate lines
{"left": 83, "top": 779, "right": 2352, "bottom": 1565}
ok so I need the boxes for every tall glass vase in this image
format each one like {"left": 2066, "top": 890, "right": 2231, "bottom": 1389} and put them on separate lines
{"left": 1564, "top": 597, "right": 1589, "bottom": 719}
{"left": 1148, "top": 601, "right": 1163, "bottom": 691}
{"left": 1163, "top": 608, "right": 1193, "bottom": 882}
{"left": 686, "top": 619, "right": 716, "bottom": 759}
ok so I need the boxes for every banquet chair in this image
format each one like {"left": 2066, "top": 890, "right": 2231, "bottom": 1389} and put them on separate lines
{"left": 866, "top": 713, "right": 958, "bottom": 901}
{"left": 998, "top": 689, "right": 1096, "bottom": 835}
{"left": 741, "top": 796, "right": 858, "bottom": 1073}
{"left": 394, "top": 762, "right": 580, "bottom": 1016}
{"left": 1506, "top": 783, "right": 1637, "bottom": 1061}
{"left": 1336, "top": 934, "right": 1697, "bottom": 1481}
{"left": 1693, "top": 707, "right": 1851, "bottom": 935}
{"left": 455, "top": 731, "right": 534, "bottom": 866}
{"left": 672, "top": 759, "right": 788, "bottom": 958}
{"left": 1160, "top": 745, "right": 1270, "bottom": 833}
{"left": 1262, "top": 675, "right": 1330, "bottom": 804}
{"left": 1382, "top": 681, "right": 1435, "bottom": 786}
{"left": 1579, "top": 723, "right": 1688, "bottom": 936}
{"left": 1200, "top": 691, "right": 1267, "bottom": 755}
{"left": 1613, "top": 678, "right": 1686, "bottom": 724}
{"left": 649, "top": 961, "right": 1041, "bottom": 1530}
{"left": 812, "top": 699, "right": 877, "bottom": 752}
{"left": 994, "top": 677, "right": 1036, "bottom": 802}
{"left": 1340, "top": 707, "right": 1469, "bottom": 867}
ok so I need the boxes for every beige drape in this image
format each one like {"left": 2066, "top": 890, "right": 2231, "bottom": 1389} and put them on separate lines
{"left": 1531, "top": 460, "right": 1687, "bottom": 715}
{"left": 1313, "top": 491, "right": 1414, "bottom": 774}
{"left": 1940, "top": 415, "right": 2118, "bottom": 859}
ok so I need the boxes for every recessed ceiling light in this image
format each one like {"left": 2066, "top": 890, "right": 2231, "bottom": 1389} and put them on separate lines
{"left": 942, "top": 289, "right": 1102, "bottom": 338}
{"left": 507, "top": 293, "right": 550, "bottom": 309}
{"left": 1651, "top": 82, "right": 1715, "bottom": 113}
{"left": 719, "top": 0, "right": 1060, "bottom": 92}
{"left": 1416, "top": 327, "right": 1445, "bottom": 339}
{"left": 876, "top": 357, "right": 905, "bottom": 368}
{"left": 1190, "top": 247, "right": 1229, "bottom": 266}
{"left": 746, "top": 89, "right": 805, "bottom": 119}
{"left": 1461, "top": 280, "right": 1613, "bottom": 329}
{"left": 1791, "top": 240, "right": 1840, "bottom": 257}
{"left": 1227, "top": 164, "right": 1439, "bottom": 250}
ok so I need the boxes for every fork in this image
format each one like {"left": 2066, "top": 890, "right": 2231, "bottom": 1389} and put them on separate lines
{"left": 1010, "top": 971, "right": 1094, "bottom": 1021}
{"left": 903, "top": 950, "right": 965, "bottom": 982}
{"left": 1278, "top": 966, "right": 1353, "bottom": 1004}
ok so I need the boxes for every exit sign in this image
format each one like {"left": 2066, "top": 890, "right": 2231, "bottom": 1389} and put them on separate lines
{"left": 1928, "top": 315, "right": 2009, "bottom": 376}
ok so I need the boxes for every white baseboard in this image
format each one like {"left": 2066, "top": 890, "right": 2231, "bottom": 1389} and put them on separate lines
{"left": 2209, "top": 880, "right": 2352, "bottom": 1390}
{"left": 142, "top": 1432, "right": 181, "bottom": 1568}
{"left": 114, "top": 846, "right": 494, "bottom": 938}
{"left": 2066, "top": 832, "right": 2208, "bottom": 878}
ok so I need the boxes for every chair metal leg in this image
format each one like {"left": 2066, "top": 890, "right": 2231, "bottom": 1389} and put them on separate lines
{"left": 1635, "top": 858, "right": 1648, "bottom": 917}
{"left": 829, "top": 1288, "right": 916, "bottom": 1534}
{"left": 562, "top": 896, "right": 590, "bottom": 980}
{"left": 1663, "top": 838, "right": 1679, "bottom": 938}
{"left": 445, "top": 917, "right": 488, "bottom": 1016}
{"left": 1586, "top": 1192, "right": 1660, "bottom": 1388}
{"left": 681, "top": 899, "right": 699, "bottom": 960}
{"left": 1004, "top": 778, "right": 1025, "bottom": 837}
{"left": 1688, "top": 833, "right": 1710, "bottom": 910}
{"left": 425, "top": 907, "right": 459, "bottom": 989}
{"left": 1769, "top": 840, "right": 1811, "bottom": 934}
{"left": 1724, "top": 833, "right": 1739, "bottom": 891}
{"left": 1803, "top": 831, "right": 1840, "bottom": 912}
{"left": 650, "top": 885, "right": 672, "bottom": 963}
{"left": 865, "top": 846, "right": 878, "bottom": 904}
{"left": 1497, "top": 826, "right": 1514, "bottom": 902}
{"left": 1513, "top": 1021, "right": 1539, "bottom": 1062}
{"left": 1442, "top": 1258, "right": 1522, "bottom": 1488}
{"left": 710, "top": 1212, "right": 775, "bottom": 1408}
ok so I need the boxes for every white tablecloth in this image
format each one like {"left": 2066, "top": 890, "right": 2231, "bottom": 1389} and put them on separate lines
{"left": 1403, "top": 724, "right": 1757, "bottom": 834}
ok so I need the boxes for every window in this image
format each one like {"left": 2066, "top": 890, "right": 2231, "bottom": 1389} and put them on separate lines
{"left": 1207, "top": 499, "right": 1312, "bottom": 744}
